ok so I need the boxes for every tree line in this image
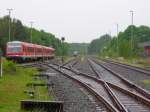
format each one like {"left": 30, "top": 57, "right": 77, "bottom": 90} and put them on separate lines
{"left": 88, "top": 34, "right": 111, "bottom": 54}
{"left": 0, "top": 16, "right": 68, "bottom": 56}
{"left": 68, "top": 43, "right": 88, "bottom": 55}
{"left": 88, "top": 25, "right": 150, "bottom": 58}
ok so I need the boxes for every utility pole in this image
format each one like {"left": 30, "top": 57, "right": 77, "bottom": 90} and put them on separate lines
{"left": 130, "top": 10, "right": 134, "bottom": 51}
{"left": 116, "top": 24, "right": 119, "bottom": 55}
{"left": 7, "top": 9, "right": 13, "bottom": 42}
{"left": 108, "top": 30, "right": 111, "bottom": 36}
{"left": 30, "top": 21, "right": 34, "bottom": 43}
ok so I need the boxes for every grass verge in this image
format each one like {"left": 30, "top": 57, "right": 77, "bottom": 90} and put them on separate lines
{"left": 0, "top": 59, "right": 53, "bottom": 112}
{"left": 142, "top": 80, "right": 150, "bottom": 85}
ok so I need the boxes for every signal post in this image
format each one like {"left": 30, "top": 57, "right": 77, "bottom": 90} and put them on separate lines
{"left": 61, "top": 37, "right": 65, "bottom": 64}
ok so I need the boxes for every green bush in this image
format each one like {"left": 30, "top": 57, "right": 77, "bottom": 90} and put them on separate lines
{"left": 3, "top": 59, "right": 17, "bottom": 74}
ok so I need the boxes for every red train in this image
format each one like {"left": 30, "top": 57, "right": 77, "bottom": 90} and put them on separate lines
{"left": 6, "top": 41, "right": 55, "bottom": 61}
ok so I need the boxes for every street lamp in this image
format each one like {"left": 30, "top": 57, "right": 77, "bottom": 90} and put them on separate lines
{"left": 61, "top": 37, "right": 65, "bottom": 63}
{"left": 7, "top": 8, "right": 13, "bottom": 42}
{"left": 30, "top": 21, "right": 34, "bottom": 43}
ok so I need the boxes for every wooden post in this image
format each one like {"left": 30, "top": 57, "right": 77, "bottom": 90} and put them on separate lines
{"left": 0, "top": 56, "right": 2, "bottom": 77}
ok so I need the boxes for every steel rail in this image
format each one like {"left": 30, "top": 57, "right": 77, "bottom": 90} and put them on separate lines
{"left": 43, "top": 63, "right": 119, "bottom": 112}
{"left": 22, "top": 61, "right": 150, "bottom": 111}
{"left": 69, "top": 66, "right": 150, "bottom": 107}
{"left": 88, "top": 59, "right": 129, "bottom": 112}
{"left": 101, "top": 58, "right": 150, "bottom": 75}
{"left": 44, "top": 62, "right": 150, "bottom": 110}
{"left": 61, "top": 58, "right": 76, "bottom": 67}
{"left": 91, "top": 58, "right": 150, "bottom": 99}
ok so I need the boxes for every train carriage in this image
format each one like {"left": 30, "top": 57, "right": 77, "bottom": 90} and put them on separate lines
{"left": 6, "top": 41, "right": 55, "bottom": 61}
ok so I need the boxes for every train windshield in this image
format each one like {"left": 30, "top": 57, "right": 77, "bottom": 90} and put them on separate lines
{"left": 7, "top": 47, "right": 22, "bottom": 53}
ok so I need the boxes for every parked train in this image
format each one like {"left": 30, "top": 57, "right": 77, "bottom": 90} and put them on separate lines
{"left": 6, "top": 41, "right": 55, "bottom": 61}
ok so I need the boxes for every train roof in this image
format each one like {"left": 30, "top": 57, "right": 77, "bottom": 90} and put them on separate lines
{"left": 7, "top": 41, "right": 55, "bottom": 50}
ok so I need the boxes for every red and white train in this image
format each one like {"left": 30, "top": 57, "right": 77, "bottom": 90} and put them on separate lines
{"left": 6, "top": 41, "right": 55, "bottom": 61}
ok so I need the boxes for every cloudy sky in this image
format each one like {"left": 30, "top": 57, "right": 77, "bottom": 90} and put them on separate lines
{"left": 0, "top": 0, "right": 150, "bottom": 43}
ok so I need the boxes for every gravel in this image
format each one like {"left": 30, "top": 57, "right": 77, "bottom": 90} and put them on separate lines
{"left": 48, "top": 58, "right": 62, "bottom": 65}
{"left": 74, "top": 59, "right": 96, "bottom": 77}
{"left": 47, "top": 67, "right": 98, "bottom": 112}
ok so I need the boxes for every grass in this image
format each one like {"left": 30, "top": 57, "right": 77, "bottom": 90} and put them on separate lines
{"left": 27, "top": 79, "right": 53, "bottom": 100}
{"left": 63, "top": 56, "right": 74, "bottom": 62}
{"left": 120, "top": 58, "right": 150, "bottom": 68}
{"left": 0, "top": 59, "right": 53, "bottom": 112}
{"left": 142, "top": 80, "right": 150, "bottom": 85}
{"left": 102, "top": 56, "right": 150, "bottom": 68}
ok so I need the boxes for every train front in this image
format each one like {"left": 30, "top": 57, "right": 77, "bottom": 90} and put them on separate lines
{"left": 6, "top": 41, "right": 23, "bottom": 61}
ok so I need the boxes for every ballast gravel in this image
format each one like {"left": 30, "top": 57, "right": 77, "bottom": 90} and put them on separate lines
{"left": 47, "top": 68, "right": 98, "bottom": 112}
{"left": 98, "top": 61, "right": 150, "bottom": 91}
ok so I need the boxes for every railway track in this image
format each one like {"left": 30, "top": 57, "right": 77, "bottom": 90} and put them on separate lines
{"left": 40, "top": 61, "right": 150, "bottom": 112}
{"left": 61, "top": 58, "right": 78, "bottom": 67}
{"left": 65, "top": 59, "right": 150, "bottom": 111}
{"left": 88, "top": 59, "right": 150, "bottom": 99}
{"left": 87, "top": 59, "right": 150, "bottom": 112}
{"left": 73, "top": 58, "right": 95, "bottom": 75}
{"left": 21, "top": 60, "right": 150, "bottom": 112}
{"left": 42, "top": 63, "right": 118, "bottom": 112}
{"left": 18, "top": 58, "right": 76, "bottom": 68}
{"left": 100, "top": 58, "right": 150, "bottom": 75}
{"left": 93, "top": 58, "right": 150, "bottom": 93}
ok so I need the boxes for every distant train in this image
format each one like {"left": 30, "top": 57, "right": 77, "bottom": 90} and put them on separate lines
{"left": 6, "top": 41, "right": 55, "bottom": 61}
{"left": 73, "top": 51, "right": 79, "bottom": 57}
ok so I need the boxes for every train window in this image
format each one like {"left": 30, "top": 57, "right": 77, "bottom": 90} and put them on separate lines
{"left": 23, "top": 47, "right": 25, "bottom": 52}
{"left": 7, "top": 47, "right": 22, "bottom": 53}
{"left": 37, "top": 48, "right": 42, "bottom": 52}
{"left": 28, "top": 47, "right": 34, "bottom": 52}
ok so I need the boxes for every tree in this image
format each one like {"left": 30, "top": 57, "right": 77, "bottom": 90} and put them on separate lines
{"left": 89, "top": 25, "right": 150, "bottom": 58}
{"left": 0, "top": 16, "right": 69, "bottom": 56}
{"left": 88, "top": 34, "right": 111, "bottom": 54}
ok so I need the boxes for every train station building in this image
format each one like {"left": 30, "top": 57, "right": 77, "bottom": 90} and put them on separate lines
{"left": 139, "top": 41, "right": 150, "bottom": 57}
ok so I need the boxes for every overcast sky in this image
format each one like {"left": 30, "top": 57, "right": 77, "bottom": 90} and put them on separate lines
{"left": 0, "top": 0, "right": 150, "bottom": 43}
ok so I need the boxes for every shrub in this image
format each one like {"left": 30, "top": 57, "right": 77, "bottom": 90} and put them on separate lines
{"left": 3, "top": 59, "right": 17, "bottom": 74}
